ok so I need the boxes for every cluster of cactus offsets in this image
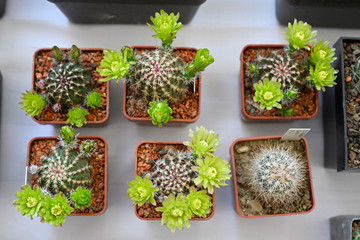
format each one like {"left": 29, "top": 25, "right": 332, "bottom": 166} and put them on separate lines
{"left": 150, "top": 147, "right": 198, "bottom": 202}
{"left": 130, "top": 49, "right": 188, "bottom": 103}
{"left": 46, "top": 47, "right": 93, "bottom": 111}
{"left": 244, "top": 143, "right": 307, "bottom": 206}
{"left": 257, "top": 52, "right": 303, "bottom": 89}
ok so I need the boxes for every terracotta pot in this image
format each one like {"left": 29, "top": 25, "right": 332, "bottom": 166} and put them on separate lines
{"left": 240, "top": 44, "right": 319, "bottom": 121}
{"left": 31, "top": 48, "right": 110, "bottom": 126}
{"left": 123, "top": 46, "right": 201, "bottom": 125}
{"left": 230, "top": 135, "right": 315, "bottom": 218}
{"left": 25, "top": 136, "right": 108, "bottom": 216}
{"left": 134, "top": 141, "right": 215, "bottom": 221}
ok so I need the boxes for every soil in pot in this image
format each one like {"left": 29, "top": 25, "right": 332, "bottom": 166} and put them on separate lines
{"left": 353, "top": 220, "right": 360, "bottom": 239}
{"left": 28, "top": 137, "right": 107, "bottom": 215}
{"left": 342, "top": 42, "right": 360, "bottom": 169}
{"left": 33, "top": 49, "right": 109, "bottom": 124}
{"left": 125, "top": 48, "right": 200, "bottom": 121}
{"left": 232, "top": 138, "right": 314, "bottom": 217}
{"left": 135, "top": 142, "right": 214, "bottom": 219}
{"left": 242, "top": 46, "right": 317, "bottom": 118}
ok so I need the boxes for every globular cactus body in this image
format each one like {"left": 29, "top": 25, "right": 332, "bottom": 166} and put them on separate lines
{"left": 37, "top": 146, "right": 92, "bottom": 196}
{"left": 130, "top": 49, "right": 189, "bottom": 104}
{"left": 257, "top": 52, "right": 303, "bottom": 90}
{"left": 46, "top": 61, "right": 92, "bottom": 110}
{"left": 150, "top": 147, "right": 198, "bottom": 202}
{"left": 244, "top": 144, "right": 307, "bottom": 206}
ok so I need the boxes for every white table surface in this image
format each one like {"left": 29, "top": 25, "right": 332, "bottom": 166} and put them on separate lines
{"left": 1, "top": 0, "right": 360, "bottom": 239}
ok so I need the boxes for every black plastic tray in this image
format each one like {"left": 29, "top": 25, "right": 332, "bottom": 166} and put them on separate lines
{"left": 48, "top": 0, "right": 206, "bottom": 24}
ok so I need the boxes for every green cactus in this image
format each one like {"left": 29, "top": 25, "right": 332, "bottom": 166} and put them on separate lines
{"left": 147, "top": 9, "right": 183, "bottom": 49}
{"left": 253, "top": 78, "right": 284, "bottom": 110}
{"left": 193, "top": 155, "right": 231, "bottom": 194}
{"left": 39, "top": 193, "right": 73, "bottom": 227}
{"left": 257, "top": 52, "right": 303, "bottom": 89}
{"left": 150, "top": 147, "right": 198, "bottom": 202}
{"left": 244, "top": 144, "right": 307, "bottom": 206}
{"left": 127, "top": 175, "right": 158, "bottom": 206}
{"left": 59, "top": 125, "right": 77, "bottom": 148}
{"left": 80, "top": 140, "right": 96, "bottom": 157}
{"left": 307, "top": 61, "right": 338, "bottom": 91}
{"left": 184, "top": 48, "right": 214, "bottom": 80}
{"left": 20, "top": 91, "right": 46, "bottom": 116}
{"left": 13, "top": 185, "right": 44, "bottom": 219}
{"left": 183, "top": 126, "right": 221, "bottom": 158}
{"left": 148, "top": 100, "right": 173, "bottom": 128}
{"left": 309, "top": 40, "right": 336, "bottom": 65}
{"left": 131, "top": 49, "right": 188, "bottom": 104}
{"left": 66, "top": 107, "right": 89, "bottom": 127}
{"left": 36, "top": 144, "right": 92, "bottom": 196}
{"left": 97, "top": 48, "right": 131, "bottom": 84}
{"left": 285, "top": 19, "right": 317, "bottom": 51}
{"left": 156, "top": 194, "right": 192, "bottom": 233}
{"left": 185, "top": 187, "right": 212, "bottom": 218}
{"left": 70, "top": 186, "right": 92, "bottom": 209}
{"left": 86, "top": 92, "right": 102, "bottom": 109}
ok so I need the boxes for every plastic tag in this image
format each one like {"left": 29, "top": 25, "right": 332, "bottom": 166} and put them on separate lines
{"left": 281, "top": 128, "right": 310, "bottom": 141}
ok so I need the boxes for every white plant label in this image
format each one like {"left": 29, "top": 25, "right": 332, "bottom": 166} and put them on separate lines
{"left": 281, "top": 128, "right": 311, "bottom": 141}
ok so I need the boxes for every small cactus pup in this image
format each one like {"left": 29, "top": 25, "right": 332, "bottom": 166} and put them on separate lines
{"left": 127, "top": 126, "right": 231, "bottom": 232}
{"left": 14, "top": 126, "right": 99, "bottom": 226}
{"left": 97, "top": 9, "right": 214, "bottom": 127}
{"left": 232, "top": 137, "right": 314, "bottom": 217}
{"left": 244, "top": 19, "right": 338, "bottom": 118}
{"left": 20, "top": 45, "right": 106, "bottom": 127}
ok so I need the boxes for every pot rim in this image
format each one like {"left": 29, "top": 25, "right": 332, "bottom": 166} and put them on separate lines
{"left": 133, "top": 140, "right": 215, "bottom": 221}
{"left": 240, "top": 44, "right": 319, "bottom": 120}
{"left": 230, "top": 135, "right": 316, "bottom": 218}
{"left": 26, "top": 135, "right": 108, "bottom": 216}
{"left": 31, "top": 47, "right": 110, "bottom": 126}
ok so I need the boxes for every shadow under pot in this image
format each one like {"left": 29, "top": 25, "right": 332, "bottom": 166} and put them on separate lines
{"left": 230, "top": 135, "right": 315, "bottom": 217}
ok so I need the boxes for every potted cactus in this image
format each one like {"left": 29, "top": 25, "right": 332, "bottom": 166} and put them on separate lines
{"left": 230, "top": 135, "right": 315, "bottom": 217}
{"left": 96, "top": 10, "right": 214, "bottom": 127}
{"left": 20, "top": 45, "right": 110, "bottom": 127}
{"left": 13, "top": 126, "right": 108, "bottom": 226}
{"left": 127, "top": 126, "right": 231, "bottom": 232}
{"left": 241, "top": 19, "right": 338, "bottom": 120}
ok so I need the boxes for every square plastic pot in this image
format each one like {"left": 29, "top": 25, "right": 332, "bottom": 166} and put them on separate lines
{"left": 25, "top": 136, "right": 108, "bottom": 216}
{"left": 330, "top": 215, "right": 360, "bottom": 240}
{"left": 323, "top": 37, "right": 360, "bottom": 172}
{"left": 134, "top": 141, "right": 215, "bottom": 221}
{"left": 123, "top": 46, "right": 201, "bottom": 125}
{"left": 48, "top": 0, "right": 206, "bottom": 24}
{"left": 230, "top": 135, "right": 315, "bottom": 218}
{"left": 276, "top": 0, "right": 360, "bottom": 28}
{"left": 240, "top": 44, "right": 319, "bottom": 121}
{"left": 31, "top": 48, "right": 110, "bottom": 126}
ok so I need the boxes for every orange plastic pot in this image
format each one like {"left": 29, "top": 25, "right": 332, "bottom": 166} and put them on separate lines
{"left": 240, "top": 44, "right": 319, "bottom": 121}
{"left": 230, "top": 135, "right": 315, "bottom": 218}
{"left": 123, "top": 46, "right": 201, "bottom": 125}
{"left": 134, "top": 141, "right": 215, "bottom": 221}
{"left": 31, "top": 48, "right": 110, "bottom": 126}
{"left": 25, "top": 136, "right": 108, "bottom": 216}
